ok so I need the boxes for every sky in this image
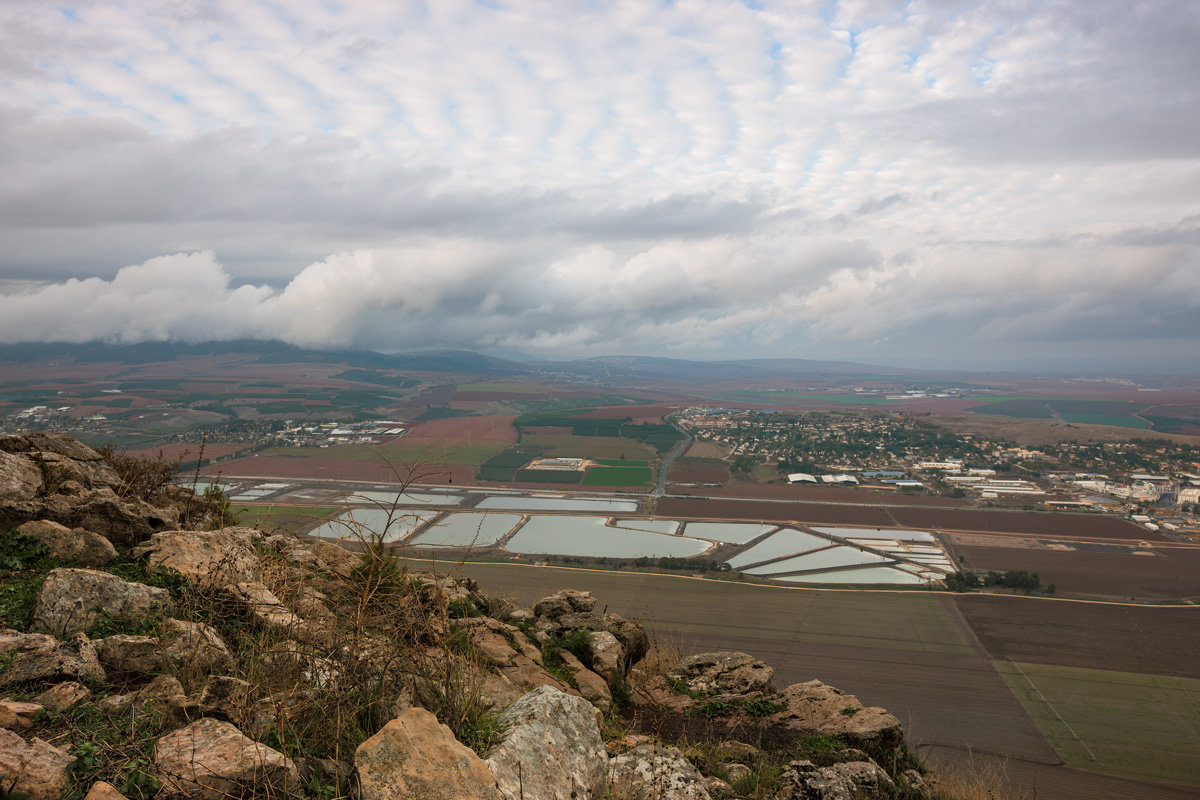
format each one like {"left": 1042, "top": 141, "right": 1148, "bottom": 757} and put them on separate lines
{"left": 1, "top": 0, "right": 1198, "bottom": 371}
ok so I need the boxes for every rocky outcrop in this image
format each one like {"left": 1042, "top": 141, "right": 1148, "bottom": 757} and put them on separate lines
{"left": 15, "top": 520, "right": 117, "bottom": 566}
{"left": 558, "top": 649, "right": 611, "bottom": 712}
{"left": 134, "top": 527, "right": 261, "bottom": 586}
{"left": 31, "top": 568, "right": 173, "bottom": 636}
{"left": 774, "top": 758, "right": 896, "bottom": 800}
{"left": 769, "top": 681, "right": 903, "bottom": 745}
{"left": 607, "top": 744, "right": 712, "bottom": 800}
{"left": 486, "top": 686, "right": 608, "bottom": 800}
{"left": 456, "top": 616, "right": 574, "bottom": 695}
{"left": 532, "top": 589, "right": 596, "bottom": 618}
{"left": 0, "top": 728, "right": 74, "bottom": 800}
{"left": 670, "top": 651, "right": 775, "bottom": 695}
{"left": 0, "top": 629, "right": 105, "bottom": 687}
{"left": 153, "top": 718, "right": 298, "bottom": 800}
{"left": 355, "top": 707, "right": 502, "bottom": 800}
{"left": 95, "top": 634, "right": 163, "bottom": 675}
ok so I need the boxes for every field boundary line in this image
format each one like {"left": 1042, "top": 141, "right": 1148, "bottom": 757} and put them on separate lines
{"left": 1005, "top": 658, "right": 1101, "bottom": 765}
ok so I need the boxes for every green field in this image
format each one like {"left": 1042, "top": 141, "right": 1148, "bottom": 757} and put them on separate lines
{"left": 583, "top": 465, "right": 652, "bottom": 486}
{"left": 234, "top": 505, "right": 337, "bottom": 533}
{"left": 455, "top": 382, "right": 548, "bottom": 394}
{"left": 518, "top": 433, "right": 657, "bottom": 462}
{"left": 996, "top": 661, "right": 1200, "bottom": 785}
{"left": 597, "top": 458, "right": 648, "bottom": 467}
{"left": 515, "top": 469, "right": 583, "bottom": 484}
{"left": 1059, "top": 413, "right": 1152, "bottom": 429}
{"left": 261, "top": 441, "right": 508, "bottom": 466}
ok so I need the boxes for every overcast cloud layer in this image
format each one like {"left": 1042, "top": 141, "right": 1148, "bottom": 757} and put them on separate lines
{"left": 1, "top": 0, "right": 1198, "bottom": 369}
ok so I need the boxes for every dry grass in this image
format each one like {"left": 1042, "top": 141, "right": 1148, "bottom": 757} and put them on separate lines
{"left": 928, "top": 754, "right": 1030, "bottom": 800}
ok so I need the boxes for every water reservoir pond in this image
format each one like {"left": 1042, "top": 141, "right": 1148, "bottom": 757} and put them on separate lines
{"left": 682, "top": 522, "right": 776, "bottom": 544}
{"left": 310, "top": 509, "right": 439, "bottom": 542}
{"left": 611, "top": 519, "right": 680, "bottom": 534}
{"left": 726, "top": 529, "right": 834, "bottom": 568}
{"left": 775, "top": 566, "right": 929, "bottom": 585}
{"left": 743, "top": 546, "right": 891, "bottom": 575}
{"left": 477, "top": 497, "right": 638, "bottom": 513}
{"left": 409, "top": 513, "right": 521, "bottom": 547}
{"left": 505, "top": 516, "right": 709, "bottom": 558}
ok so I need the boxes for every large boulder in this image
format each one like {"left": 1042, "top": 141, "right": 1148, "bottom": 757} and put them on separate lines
{"left": 0, "top": 629, "right": 105, "bottom": 687}
{"left": 31, "top": 568, "right": 173, "bottom": 636}
{"left": 15, "top": 520, "right": 117, "bottom": 566}
{"left": 0, "top": 729, "right": 74, "bottom": 800}
{"left": 354, "top": 707, "right": 502, "bottom": 800}
{"left": 558, "top": 650, "right": 611, "bottom": 713}
{"left": 607, "top": 744, "right": 712, "bottom": 800}
{"left": 0, "top": 451, "right": 43, "bottom": 501}
{"left": 153, "top": 717, "right": 298, "bottom": 800}
{"left": 134, "top": 528, "right": 261, "bottom": 586}
{"left": 773, "top": 759, "right": 895, "bottom": 800}
{"left": 24, "top": 451, "right": 121, "bottom": 493}
{"left": 62, "top": 491, "right": 177, "bottom": 546}
{"left": 486, "top": 686, "right": 608, "bottom": 800}
{"left": 601, "top": 612, "right": 649, "bottom": 666}
{"left": 769, "top": 681, "right": 902, "bottom": 746}
{"left": 669, "top": 651, "right": 775, "bottom": 696}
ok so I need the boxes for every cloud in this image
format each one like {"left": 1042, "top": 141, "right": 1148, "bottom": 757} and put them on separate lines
{"left": 1, "top": 0, "right": 1198, "bottom": 367}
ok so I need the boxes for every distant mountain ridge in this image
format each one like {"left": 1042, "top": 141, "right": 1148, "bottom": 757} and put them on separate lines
{"left": 0, "top": 339, "right": 914, "bottom": 382}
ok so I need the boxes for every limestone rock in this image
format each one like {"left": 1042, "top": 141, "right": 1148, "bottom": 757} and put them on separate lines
{"left": 0, "top": 728, "right": 74, "bottom": 800}
{"left": 95, "top": 635, "right": 163, "bottom": 675}
{"left": 264, "top": 641, "right": 340, "bottom": 688}
{"left": 33, "top": 681, "right": 92, "bottom": 712}
{"left": 355, "top": 707, "right": 502, "bottom": 800}
{"left": 0, "top": 433, "right": 105, "bottom": 464}
{"left": 0, "top": 450, "right": 42, "bottom": 500}
{"left": 601, "top": 612, "right": 649, "bottom": 666}
{"left": 486, "top": 686, "right": 608, "bottom": 800}
{"left": 161, "top": 619, "right": 235, "bottom": 673}
{"left": 84, "top": 781, "right": 129, "bottom": 800}
{"left": 31, "top": 568, "right": 173, "bottom": 636}
{"left": 607, "top": 744, "right": 712, "bottom": 800}
{"left": 134, "top": 527, "right": 261, "bottom": 586}
{"left": 0, "top": 629, "right": 105, "bottom": 687}
{"left": 153, "top": 717, "right": 298, "bottom": 800}
{"left": 498, "top": 654, "right": 574, "bottom": 695}
{"left": 669, "top": 651, "right": 775, "bottom": 696}
{"left": 66, "top": 492, "right": 176, "bottom": 547}
{"left": 0, "top": 698, "right": 43, "bottom": 729}
{"left": 769, "top": 681, "right": 902, "bottom": 746}
{"left": 717, "top": 740, "right": 759, "bottom": 760}
{"left": 458, "top": 616, "right": 532, "bottom": 667}
{"left": 15, "top": 520, "right": 117, "bottom": 566}
{"left": 774, "top": 759, "right": 895, "bottom": 800}
{"left": 589, "top": 630, "right": 627, "bottom": 687}
{"left": 559, "top": 650, "right": 611, "bottom": 713}
{"left": 224, "top": 582, "right": 304, "bottom": 634}
{"left": 25, "top": 451, "right": 121, "bottom": 493}
{"left": 198, "top": 676, "right": 256, "bottom": 722}
{"left": 533, "top": 589, "right": 595, "bottom": 618}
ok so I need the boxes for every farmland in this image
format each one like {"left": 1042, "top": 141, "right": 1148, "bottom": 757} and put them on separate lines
{"left": 996, "top": 661, "right": 1200, "bottom": 785}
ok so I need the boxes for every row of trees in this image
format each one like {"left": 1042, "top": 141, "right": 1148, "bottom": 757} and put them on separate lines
{"left": 945, "top": 569, "right": 1051, "bottom": 594}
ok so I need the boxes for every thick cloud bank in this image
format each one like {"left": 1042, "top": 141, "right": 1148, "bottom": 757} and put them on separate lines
{"left": 3, "top": 241, "right": 1197, "bottom": 366}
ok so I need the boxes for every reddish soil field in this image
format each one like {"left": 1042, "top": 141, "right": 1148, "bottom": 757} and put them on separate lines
{"left": 666, "top": 472, "right": 727, "bottom": 483}
{"left": 203, "top": 456, "right": 477, "bottom": 486}
{"left": 955, "top": 594, "right": 1200, "bottom": 679}
{"left": 404, "top": 415, "right": 518, "bottom": 442}
{"left": 690, "top": 483, "right": 970, "bottom": 507}
{"left": 888, "top": 506, "right": 1163, "bottom": 541}
{"left": 656, "top": 497, "right": 896, "bottom": 526}
{"left": 574, "top": 404, "right": 679, "bottom": 420}
{"left": 128, "top": 443, "right": 245, "bottom": 461}
{"left": 656, "top": 497, "right": 1165, "bottom": 540}
{"left": 951, "top": 542, "right": 1200, "bottom": 601}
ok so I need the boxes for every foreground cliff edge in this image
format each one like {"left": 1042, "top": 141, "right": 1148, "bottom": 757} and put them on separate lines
{"left": 1, "top": 433, "right": 978, "bottom": 800}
